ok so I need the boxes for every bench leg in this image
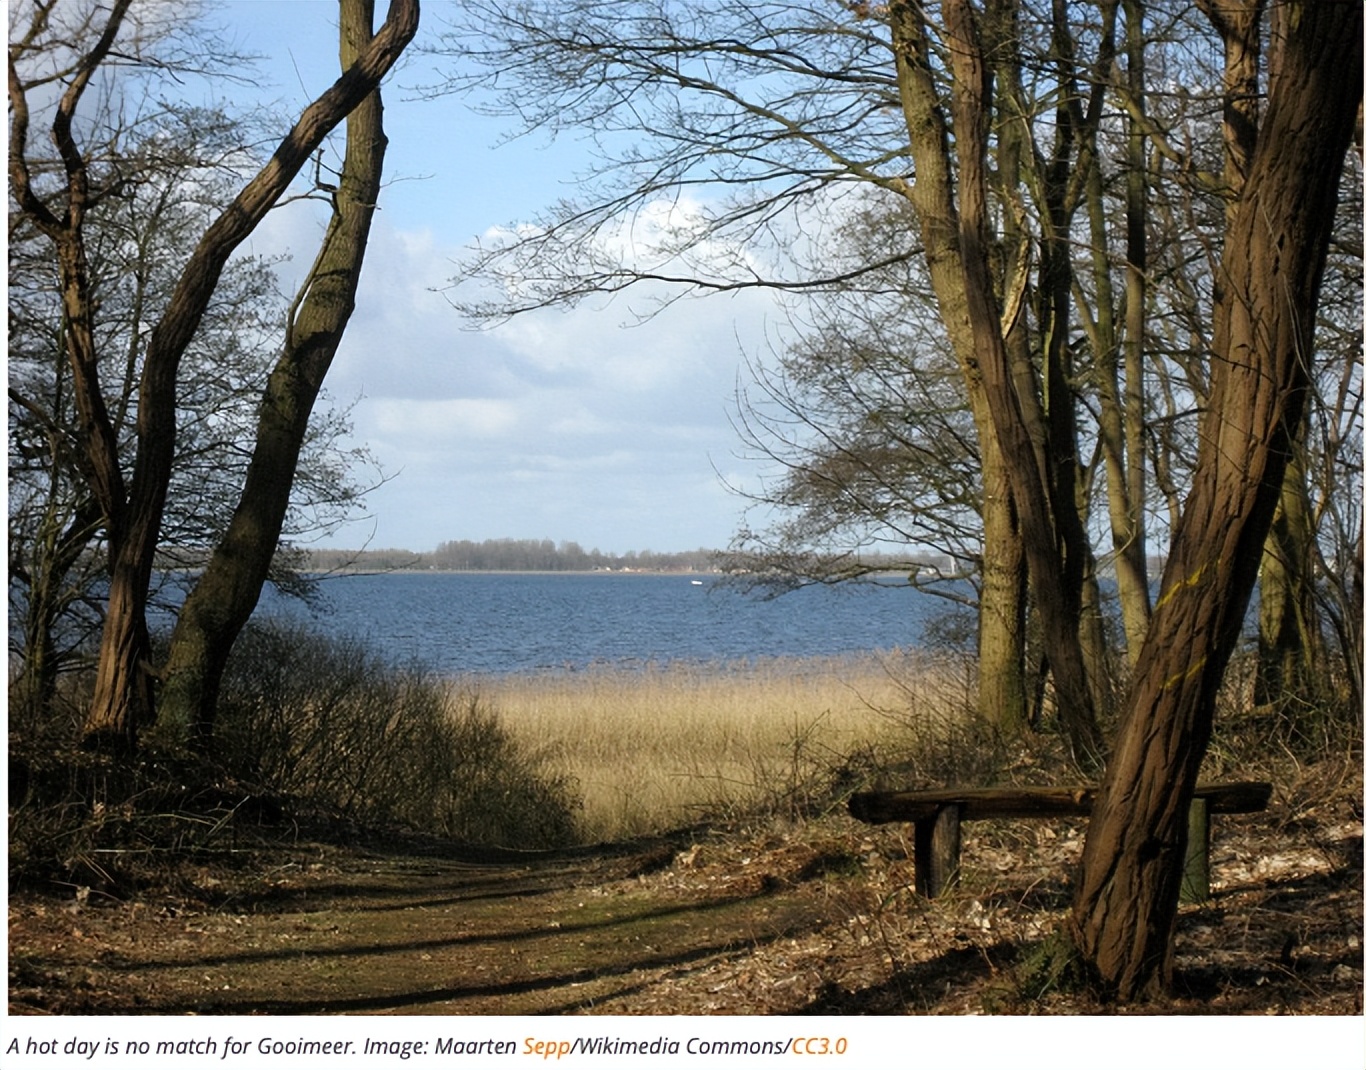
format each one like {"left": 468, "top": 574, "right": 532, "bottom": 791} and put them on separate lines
{"left": 1181, "top": 797, "right": 1211, "bottom": 904}
{"left": 914, "top": 804, "right": 962, "bottom": 898}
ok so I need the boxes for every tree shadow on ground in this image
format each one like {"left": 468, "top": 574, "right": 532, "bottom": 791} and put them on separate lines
{"left": 131, "top": 893, "right": 824, "bottom": 1015}
{"left": 794, "top": 941, "right": 1019, "bottom": 1014}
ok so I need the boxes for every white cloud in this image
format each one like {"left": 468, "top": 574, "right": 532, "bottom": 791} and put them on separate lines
{"left": 369, "top": 397, "right": 520, "bottom": 441}
{"left": 228, "top": 125, "right": 781, "bottom": 553}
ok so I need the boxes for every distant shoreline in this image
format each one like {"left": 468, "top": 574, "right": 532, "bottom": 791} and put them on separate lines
{"left": 300, "top": 539, "right": 722, "bottom": 576}
{"left": 298, "top": 539, "right": 951, "bottom": 579}
{"left": 310, "top": 566, "right": 721, "bottom": 577}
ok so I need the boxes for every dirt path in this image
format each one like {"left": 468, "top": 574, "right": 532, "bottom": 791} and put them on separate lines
{"left": 9, "top": 805, "right": 1363, "bottom": 1016}
{"left": 7, "top": 833, "right": 850, "bottom": 1016}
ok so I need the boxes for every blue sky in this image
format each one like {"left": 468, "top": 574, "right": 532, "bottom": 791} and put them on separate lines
{"left": 214, "top": 1, "right": 784, "bottom": 554}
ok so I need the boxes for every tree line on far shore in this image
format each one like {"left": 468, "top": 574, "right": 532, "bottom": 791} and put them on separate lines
{"left": 307, "top": 539, "right": 720, "bottom": 573}
{"left": 304, "top": 538, "right": 958, "bottom": 575}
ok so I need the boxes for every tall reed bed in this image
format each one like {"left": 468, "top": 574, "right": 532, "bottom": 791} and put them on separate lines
{"left": 462, "top": 650, "right": 972, "bottom": 842}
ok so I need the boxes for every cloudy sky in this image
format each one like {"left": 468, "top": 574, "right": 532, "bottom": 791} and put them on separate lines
{"left": 216, "top": 1, "right": 786, "bottom": 554}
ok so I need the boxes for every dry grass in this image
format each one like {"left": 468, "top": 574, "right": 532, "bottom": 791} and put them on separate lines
{"left": 461, "top": 650, "right": 974, "bottom": 842}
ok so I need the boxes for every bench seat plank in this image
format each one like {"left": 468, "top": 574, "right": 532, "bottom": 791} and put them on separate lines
{"left": 849, "top": 781, "right": 1272, "bottom": 901}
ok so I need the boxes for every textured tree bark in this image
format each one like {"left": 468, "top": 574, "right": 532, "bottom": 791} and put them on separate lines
{"left": 925, "top": 0, "right": 1104, "bottom": 766}
{"left": 1255, "top": 447, "right": 1322, "bottom": 707}
{"left": 978, "top": 448, "right": 1029, "bottom": 735}
{"left": 69, "top": 0, "right": 419, "bottom": 750}
{"left": 1196, "top": 0, "right": 1263, "bottom": 207}
{"left": 889, "top": 0, "right": 1046, "bottom": 741}
{"left": 1069, "top": 0, "right": 1360, "bottom": 1000}
{"left": 158, "top": 0, "right": 394, "bottom": 746}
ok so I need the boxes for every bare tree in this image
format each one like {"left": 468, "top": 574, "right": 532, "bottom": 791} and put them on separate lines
{"left": 436, "top": 0, "right": 1138, "bottom": 747}
{"left": 157, "top": 0, "right": 402, "bottom": 746}
{"left": 1304, "top": 214, "right": 1365, "bottom": 717}
{"left": 725, "top": 196, "right": 1031, "bottom": 731}
{"left": 438, "top": 0, "right": 1360, "bottom": 1001}
{"left": 8, "top": 101, "right": 372, "bottom": 728}
{"left": 9, "top": 0, "right": 420, "bottom": 751}
{"left": 1069, "top": 0, "right": 1360, "bottom": 998}
{"left": 885, "top": 0, "right": 1118, "bottom": 763}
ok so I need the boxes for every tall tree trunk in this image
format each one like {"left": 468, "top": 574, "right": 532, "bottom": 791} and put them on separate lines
{"left": 1117, "top": 0, "right": 1151, "bottom": 659}
{"left": 978, "top": 432, "right": 1030, "bottom": 735}
{"left": 1069, "top": 0, "right": 1360, "bottom": 999}
{"left": 1255, "top": 445, "right": 1322, "bottom": 707}
{"left": 888, "top": 1, "right": 1034, "bottom": 737}
{"left": 1078, "top": 558, "right": 1113, "bottom": 720}
{"left": 923, "top": 0, "right": 1104, "bottom": 766}
{"left": 1078, "top": 0, "right": 1150, "bottom": 663}
{"left": 159, "top": 0, "right": 391, "bottom": 745}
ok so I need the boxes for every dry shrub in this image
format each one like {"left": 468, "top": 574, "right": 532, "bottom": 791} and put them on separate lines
{"left": 9, "top": 624, "right": 584, "bottom": 891}
{"left": 214, "top": 622, "right": 581, "bottom": 848}
{"left": 7, "top": 674, "right": 181, "bottom": 890}
{"left": 1203, "top": 648, "right": 1364, "bottom": 783}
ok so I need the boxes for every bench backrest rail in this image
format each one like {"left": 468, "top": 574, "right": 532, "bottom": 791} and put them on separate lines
{"left": 848, "top": 781, "right": 1271, "bottom": 825}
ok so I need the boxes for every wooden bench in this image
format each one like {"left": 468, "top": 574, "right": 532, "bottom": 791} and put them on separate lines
{"left": 848, "top": 781, "right": 1272, "bottom": 901}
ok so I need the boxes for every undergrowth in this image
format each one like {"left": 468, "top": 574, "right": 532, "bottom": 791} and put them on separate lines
{"left": 9, "top": 622, "right": 582, "bottom": 894}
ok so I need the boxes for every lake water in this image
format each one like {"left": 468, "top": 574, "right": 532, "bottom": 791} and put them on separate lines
{"left": 246, "top": 572, "right": 950, "bottom": 676}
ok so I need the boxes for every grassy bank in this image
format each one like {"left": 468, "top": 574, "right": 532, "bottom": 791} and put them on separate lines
{"left": 468, "top": 651, "right": 974, "bottom": 842}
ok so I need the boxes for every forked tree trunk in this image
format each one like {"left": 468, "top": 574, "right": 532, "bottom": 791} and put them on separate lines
{"left": 890, "top": 0, "right": 1068, "bottom": 743}
{"left": 71, "top": 0, "right": 419, "bottom": 750}
{"left": 9, "top": 0, "right": 138, "bottom": 748}
{"left": 158, "top": 0, "right": 392, "bottom": 745}
{"left": 1069, "top": 0, "right": 1360, "bottom": 999}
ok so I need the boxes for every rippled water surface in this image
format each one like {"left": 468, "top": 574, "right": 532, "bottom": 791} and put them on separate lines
{"left": 247, "top": 572, "right": 945, "bottom": 675}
